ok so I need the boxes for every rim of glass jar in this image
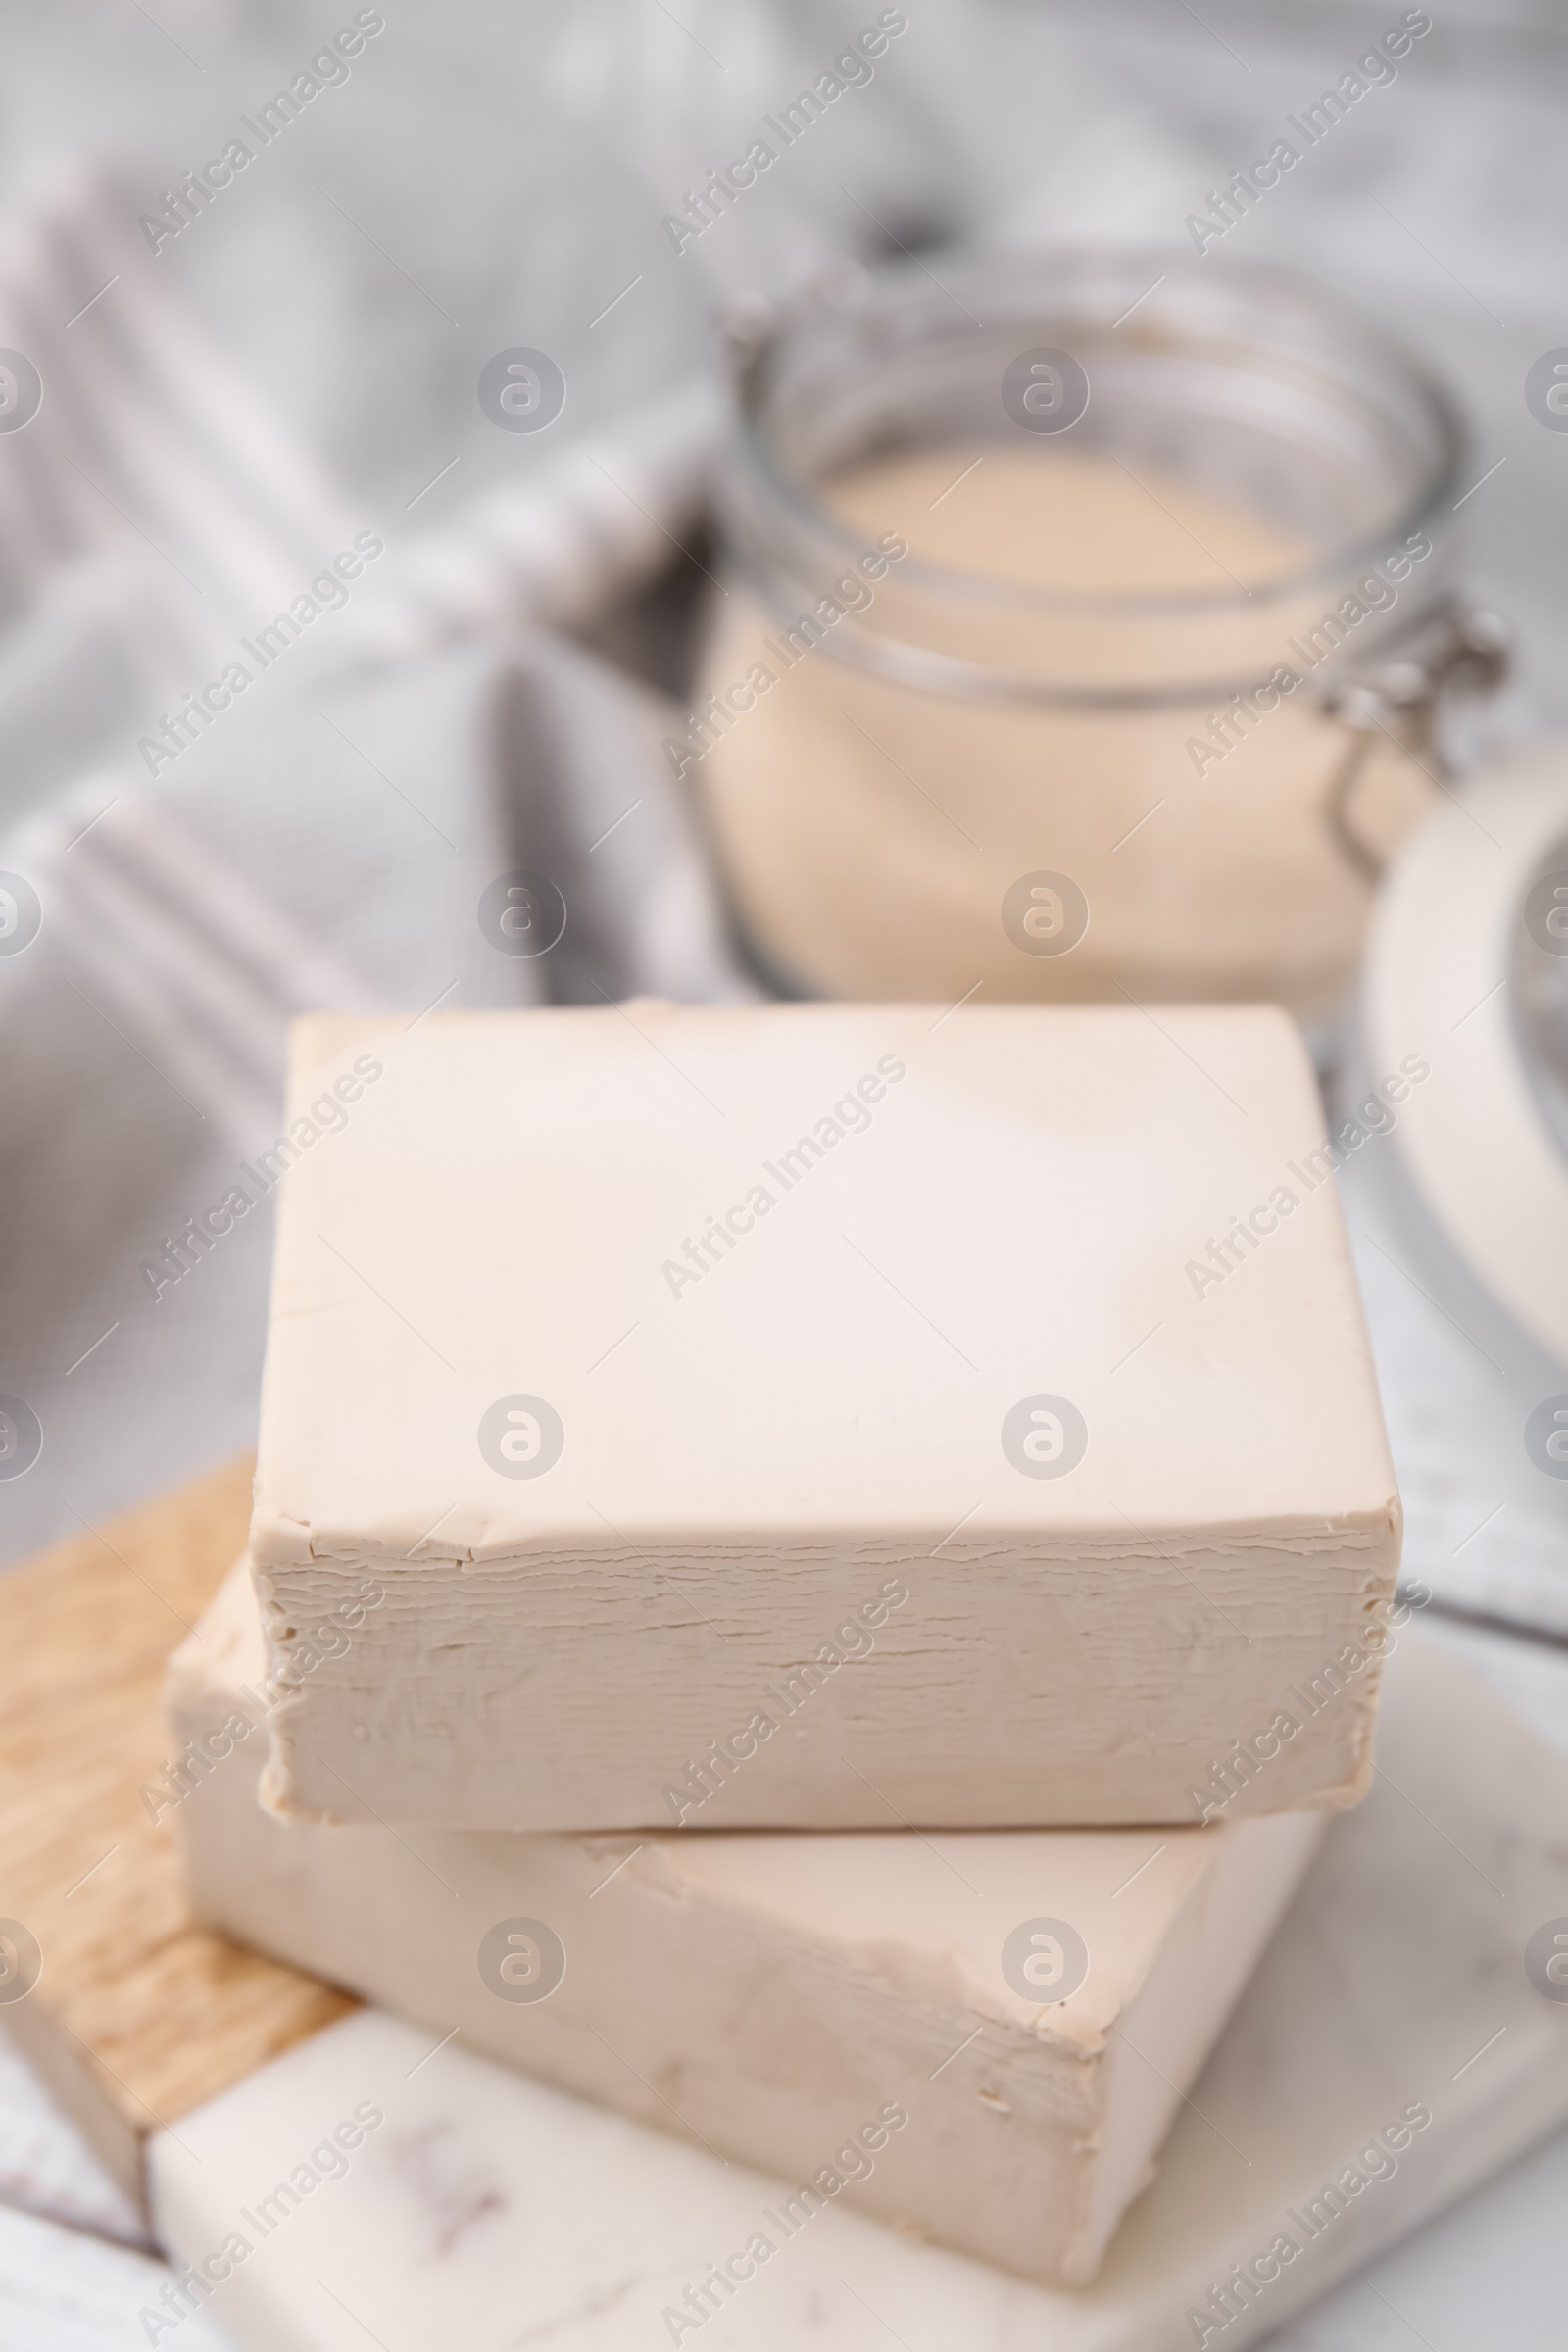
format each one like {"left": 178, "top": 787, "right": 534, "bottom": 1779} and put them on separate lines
{"left": 724, "top": 247, "right": 1469, "bottom": 699}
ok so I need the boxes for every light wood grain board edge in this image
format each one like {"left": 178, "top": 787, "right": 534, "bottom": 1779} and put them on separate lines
{"left": 0, "top": 1458, "right": 354, "bottom": 2204}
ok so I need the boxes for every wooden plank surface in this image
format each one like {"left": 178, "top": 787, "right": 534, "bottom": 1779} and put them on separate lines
{"left": 0, "top": 1459, "right": 352, "bottom": 2205}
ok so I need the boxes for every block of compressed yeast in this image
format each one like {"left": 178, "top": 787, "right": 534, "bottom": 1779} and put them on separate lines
{"left": 250, "top": 1003, "right": 1400, "bottom": 1830}
{"left": 162, "top": 1563, "right": 1326, "bottom": 2288}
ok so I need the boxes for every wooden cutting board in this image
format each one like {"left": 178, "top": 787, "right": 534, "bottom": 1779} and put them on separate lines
{"left": 0, "top": 1460, "right": 353, "bottom": 2207}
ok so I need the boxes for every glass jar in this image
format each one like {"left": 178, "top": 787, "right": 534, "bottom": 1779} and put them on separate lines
{"left": 685, "top": 249, "right": 1502, "bottom": 1021}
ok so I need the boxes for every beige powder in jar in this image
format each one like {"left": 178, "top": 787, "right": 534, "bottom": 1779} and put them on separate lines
{"left": 692, "top": 442, "right": 1431, "bottom": 1016}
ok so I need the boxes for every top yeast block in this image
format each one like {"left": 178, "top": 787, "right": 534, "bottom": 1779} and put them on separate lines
{"left": 251, "top": 1004, "right": 1401, "bottom": 1831}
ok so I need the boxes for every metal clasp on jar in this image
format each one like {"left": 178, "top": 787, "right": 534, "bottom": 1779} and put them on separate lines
{"left": 1315, "top": 601, "right": 1510, "bottom": 882}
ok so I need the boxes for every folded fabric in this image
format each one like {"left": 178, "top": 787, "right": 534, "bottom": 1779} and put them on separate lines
{"left": 0, "top": 624, "right": 751, "bottom": 1564}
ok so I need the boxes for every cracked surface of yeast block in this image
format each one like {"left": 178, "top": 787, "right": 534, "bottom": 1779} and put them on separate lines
{"left": 249, "top": 1003, "right": 1400, "bottom": 1830}
{"left": 166, "top": 1564, "right": 1325, "bottom": 2286}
